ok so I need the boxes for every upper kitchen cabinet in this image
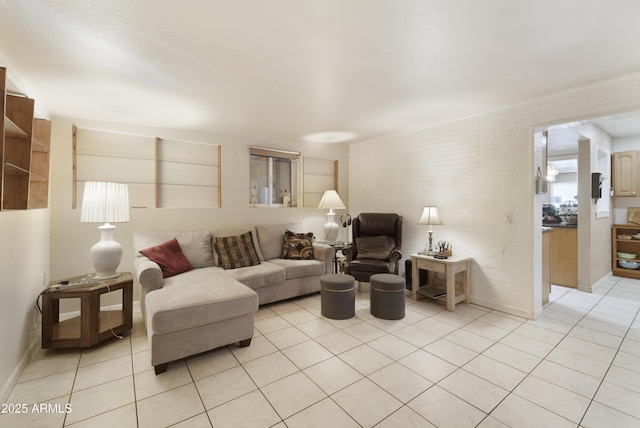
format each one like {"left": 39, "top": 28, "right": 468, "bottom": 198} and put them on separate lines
{"left": 1, "top": 66, "right": 51, "bottom": 210}
{"left": 612, "top": 151, "right": 639, "bottom": 197}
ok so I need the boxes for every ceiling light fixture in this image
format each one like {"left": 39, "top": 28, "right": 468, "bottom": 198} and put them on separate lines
{"left": 302, "top": 131, "right": 358, "bottom": 144}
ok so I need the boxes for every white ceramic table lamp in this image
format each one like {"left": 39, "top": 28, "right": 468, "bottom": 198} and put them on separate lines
{"left": 81, "top": 181, "right": 130, "bottom": 279}
{"left": 418, "top": 206, "right": 443, "bottom": 255}
{"left": 317, "top": 190, "right": 345, "bottom": 242}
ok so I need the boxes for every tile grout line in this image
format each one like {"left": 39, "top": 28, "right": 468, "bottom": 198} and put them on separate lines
{"left": 577, "top": 287, "right": 640, "bottom": 426}
{"left": 489, "top": 277, "right": 640, "bottom": 426}
{"left": 423, "top": 281, "right": 614, "bottom": 426}
{"left": 30, "top": 280, "right": 640, "bottom": 428}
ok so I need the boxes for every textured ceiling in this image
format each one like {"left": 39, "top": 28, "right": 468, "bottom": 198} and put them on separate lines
{"left": 1, "top": 0, "right": 640, "bottom": 145}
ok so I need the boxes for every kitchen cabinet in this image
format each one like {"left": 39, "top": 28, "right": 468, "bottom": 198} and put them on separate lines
{"left": 549, "top": 227, "right": 578, "bottom": 288}
{"left": 613, "top": 151, "right": 639, "bottom": 197}
{"left": 612, "top": 224, "right": 640, "bottom": 279}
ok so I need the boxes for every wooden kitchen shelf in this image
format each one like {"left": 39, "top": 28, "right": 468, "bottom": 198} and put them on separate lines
{"left": 612, "top": 224, "right": 640, "bottom": 279}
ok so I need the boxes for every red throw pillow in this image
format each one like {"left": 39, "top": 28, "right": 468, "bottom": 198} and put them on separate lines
{"left": 140, "top": 238, "right": 193, "bottom": 278}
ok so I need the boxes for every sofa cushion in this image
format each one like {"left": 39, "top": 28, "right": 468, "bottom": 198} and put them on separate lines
{"left": 225, "top": 261, "right": 286, "bottom": 289}
{"left": 268, "top": 258, "right": 325, "bottom": 280}
{"left": 146, "top": 268, "right": 258, "bottom": 335}
{"left": 214, "top": 232, "right": 261, "bottom": 270}
{"left": 281, "top": 230, "right": 314, "bottom": 260}
{"left": 213, "top": 226, "right": 264, "bottom": 263}
{"left": 256, "top": 222, "right": 302, "bottom": 260}
{"left": 139, "top": 238, "right": 193, "bottom": 278}
{"left": 356, "top": 235, "right": 391, "bottom": 260}
{"left": 134, "top": 230, "right": 214, "bottom": 268}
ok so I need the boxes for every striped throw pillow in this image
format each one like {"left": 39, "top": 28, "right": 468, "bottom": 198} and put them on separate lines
{"left": 214, "top": 231, "right": 261, "bottom": 269}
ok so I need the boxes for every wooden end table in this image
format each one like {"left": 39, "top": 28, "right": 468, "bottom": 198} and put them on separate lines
{"left": 411, "top": 254, "right": 472, "bottom": 311}
{"left": 41, "top": 272, "right": 133, "bottom": 348}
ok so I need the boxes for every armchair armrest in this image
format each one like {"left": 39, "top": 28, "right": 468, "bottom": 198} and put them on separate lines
{"left": 388, "top": 248, "right": 402, "bottom": 273}
{"left": 134, "top": 256, "right": 164, "bottom": 293}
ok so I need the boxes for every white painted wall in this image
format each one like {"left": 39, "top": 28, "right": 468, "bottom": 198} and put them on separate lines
{"left": 0, "top": 209, "right": 50, "bottom": 401}
{"left": 0, "top": 67, "right": 52, "bottom": 402}
{"left": 349, "top": 73, "right": 640, "bottom": 319}
{"left": 49, "top": 117, "right": 350, "bottom": 296}
{"left": 5, "top": 72, "right": 640, "bottom": 401}
{"left": 575, "top": 125, "right": 613, "bottom": 291}
{"left": 613, "top": 135, "right": 640, "bottom": 152}
{"left": 1, "top": 115, "right": 350, "bottom": 398}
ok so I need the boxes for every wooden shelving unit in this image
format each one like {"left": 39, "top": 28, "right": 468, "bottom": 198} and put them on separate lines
{"left": 1, "top": 66, "right": 51, "bottom": 210}
{"left": 29, "top": 118, "right": 51, "bottom": 208}
{"left": 611, "top": 224, "right": 640, "bottom": 279}
{"left": 612, "top": 224, "right": 640, "bottom": 279}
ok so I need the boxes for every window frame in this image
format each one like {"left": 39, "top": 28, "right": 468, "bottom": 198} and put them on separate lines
{"left": 249, "top": 146, "right": 300, "bottom": 207}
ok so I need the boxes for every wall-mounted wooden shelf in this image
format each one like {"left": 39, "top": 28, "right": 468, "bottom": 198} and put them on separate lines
{"left": 1, "top": 66, "right": 51, "bottom": 210}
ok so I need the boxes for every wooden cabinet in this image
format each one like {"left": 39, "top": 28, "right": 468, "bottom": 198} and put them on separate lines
{"left": 613, "top": 151, "right": 639, "bottom": 197}
{"left": 550, "top": 227, "right": 578, "bottom": 288}
{"left": 42, "top": 273, "right": 133, "bottom": 348}
{"left": 1, "top": 66, "right": 51, "bottom": 210}
{"left": 612, "top": 224, "right": 640, "bottom": 279}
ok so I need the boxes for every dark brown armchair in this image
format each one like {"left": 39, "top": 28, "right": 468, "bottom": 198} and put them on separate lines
{"left": 343, "top": 213, "right": 403, "bottom": 282}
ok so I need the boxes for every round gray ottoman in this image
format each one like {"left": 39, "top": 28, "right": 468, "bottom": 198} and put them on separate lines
{"left": 370, "top": 273, "right": 405, "bottom": 320}
{"left": 321, "top": 274, "right": 355, "bottom": 319}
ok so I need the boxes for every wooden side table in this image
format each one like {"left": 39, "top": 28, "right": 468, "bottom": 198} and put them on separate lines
{"left": 411, "top": 254, "right": 472, "bottom": 311}
{"left": 41, "top": 272, "right": 133, "bottom": 348}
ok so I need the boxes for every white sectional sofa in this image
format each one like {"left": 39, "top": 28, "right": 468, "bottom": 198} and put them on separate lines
{"left": 133, "top": 222, "right": 335, "bottom": 374}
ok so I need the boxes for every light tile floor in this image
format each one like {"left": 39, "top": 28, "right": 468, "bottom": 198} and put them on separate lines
{"left": 3, "top": 276, "right": 640, "bottom": 427}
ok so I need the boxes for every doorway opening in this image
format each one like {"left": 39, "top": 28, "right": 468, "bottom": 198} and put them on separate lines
{"left": 536, "top": 110, "right": 640, "bottom": 308}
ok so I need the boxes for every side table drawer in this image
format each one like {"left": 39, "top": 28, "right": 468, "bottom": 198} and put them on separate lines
{"left": 416, "top": 259, "right": 445, "bottom": 273}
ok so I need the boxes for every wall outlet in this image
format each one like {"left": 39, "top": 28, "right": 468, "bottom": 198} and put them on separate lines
{"left": 504, "top": 212, "right": 513, "bottom": 224}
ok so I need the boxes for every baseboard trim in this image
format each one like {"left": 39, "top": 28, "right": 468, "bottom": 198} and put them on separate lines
{"left": 0, "top": 333, "right": 40, "bottom": 404}
{"left": 469, "top": 297, "right": 535, "bottom": 320}
{"left": 1, "top": 300, "right": 141, "bottom": 403}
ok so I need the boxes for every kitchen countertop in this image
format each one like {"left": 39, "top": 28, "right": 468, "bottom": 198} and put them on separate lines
{"left": 543, "top": 223, "right": 577, "bottom": 229}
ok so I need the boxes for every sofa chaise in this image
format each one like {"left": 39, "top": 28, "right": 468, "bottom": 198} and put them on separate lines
{"left": 133, "top": 222, "right": 335, "bottom": 374}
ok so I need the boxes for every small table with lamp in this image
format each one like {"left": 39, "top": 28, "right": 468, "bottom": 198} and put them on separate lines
{"left": 410, "top": 253, "right": 472, "bottom": 311}
{"left": 41, "top": 272, "right": 133, "bottom": 348}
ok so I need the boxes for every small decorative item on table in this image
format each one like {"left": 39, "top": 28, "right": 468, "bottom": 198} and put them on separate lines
{"left": 434, "top": 241, "right": 452, "bottom": 259}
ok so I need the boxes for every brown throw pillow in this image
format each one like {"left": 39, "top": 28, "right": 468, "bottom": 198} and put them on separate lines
{"left": 282, "top": 230, "right": 314, "bottom": 260}
{"left": 214, "top": 231, "right": 261, "bottom": 269}
{"left": 139, "top": 238, "right": 193, "bottom": 278}
{"left": 356, "top": 236, "right": 391, "bottom": 260}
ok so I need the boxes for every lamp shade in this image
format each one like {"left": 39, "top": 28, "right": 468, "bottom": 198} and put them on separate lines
{"left": 317, "top": 190, "right": 346, "bottom": 210}
{"left": 418, "top": 206, "right": 443, "bottom": 226}
{"left": 80, "top": 182, "right": 130, "bottom": 279}
{"left": 81, "top": 182, "right": 130, "bottom": 223}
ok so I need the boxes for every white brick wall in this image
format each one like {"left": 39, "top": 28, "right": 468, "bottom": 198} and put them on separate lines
{"left": 349, "top": 72, "right": 640, "bottom": 318}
